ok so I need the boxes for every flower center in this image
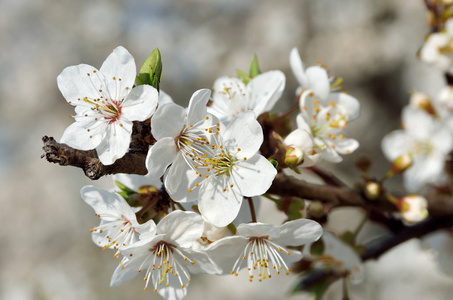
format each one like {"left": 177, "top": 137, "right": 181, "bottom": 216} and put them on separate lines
{"left": 231, "top": 237, "right": 292, "bottom": 282}
{"left": 132, "top": 241, "right": 195, "bottom": 292}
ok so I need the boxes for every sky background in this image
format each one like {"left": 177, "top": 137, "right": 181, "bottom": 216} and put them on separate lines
{"left": 1, "top": 0, "right": 452, "bottom": 299}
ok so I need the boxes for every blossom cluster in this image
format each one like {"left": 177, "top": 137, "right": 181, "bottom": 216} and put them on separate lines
{"left": 53, "top": 35, "right": 453, "bottom": 299}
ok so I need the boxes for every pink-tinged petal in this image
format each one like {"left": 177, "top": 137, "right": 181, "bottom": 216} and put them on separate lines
{"left": 145, "top": 137, "right": 177, "bottom": 180}
{"left": 151, "top": 102, "right": 186, "bottom": 140}
{"left": 199, "top": 176, "right": 243, "bottom": 227}
{"left": 99, "top": 46, "right": 136, "bottom": 100}
{"left": 246, "top": 71, "right": 286, "bottom": 115}
{"left": 273, "top": 219, "right": 323, "bottom": 246}
{"left": 231, "top": 154, "right": 277, "bottom": 197}
{"left": 96, "top": 121, "right": 133, "bottom": 165}
{"left": 156, "top": 211, "right": 204, "bottom": 248}
{"left": 328, "top": 92, "right": 361, "bottom": 121}
{"left": 237, "top": 223, "right": 280, "bottom": 239}
{"left": 57, "top": 64, "right": 104, "bottom": 104}
{"left": 305, "top": 66, "right": 330, "bottom": 101}
{"left": 80, "top": 185, "right": 136, "bottom": 221}
{"left": 186, "top": 89, "right": 211, "bottom": 126}
{"left": 122, "top": 85, "right": 158, "bottom": 121}
{"left": 60, "top": 119, "right": 105, "bottom": 150}
{"left": 381, "top": 130, "right": 415, "bottom": 161}
{"left": 223, "top": 111, "right": 263, "bottom": 158}
{"left": 205, "top": 236, "right": 250, "bottom": 274}
{"left": 331, "top": 137, "right": 359, "bottom": 155}
{"left": 290, "top": 48, "right": 309, "bottom": 88}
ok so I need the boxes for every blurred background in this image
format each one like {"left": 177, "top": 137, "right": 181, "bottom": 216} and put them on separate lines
{"left": 1, "top": 0, "right": 452, "bottom": 299}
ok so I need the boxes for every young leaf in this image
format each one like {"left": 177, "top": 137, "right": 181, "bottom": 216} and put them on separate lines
{"left": 136, "top": 48, "right": 162, "bottom": 91}
{"left": 249, "top": 54, "right": 261, "bottom": 78}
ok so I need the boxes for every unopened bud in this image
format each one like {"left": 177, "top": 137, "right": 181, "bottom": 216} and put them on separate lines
{"left": 309, "top": 201, "right": 325, "bottom": 218}
{"left": 409, "top": 92, "right": 436, "bottom": 115}
{"left": 138, "top": 185, "right": 158, "bottom": 194}
{"left": 397, "top": 195, "right": 429, "bottom": 223}
{"left": 365, "top": 181, "right": 380, "bottom": 200}
{"left": 284, "top": 146, "right": 304, "bottom": 167}
{"left": 391, "top": 153, "right": 413, "bottom": 174}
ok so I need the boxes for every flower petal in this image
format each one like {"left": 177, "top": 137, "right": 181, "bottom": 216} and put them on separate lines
{"left": 99, "top": 46, "right": 136, "bottom": 100}
{"left": 96, "top": 121, "right": 133, "bottom": 165}
{"left": 57, "top": 64, "right": 104, "bottom": 104}
{"left": 381, "top": 130, "right": 415, "bottom": 161}
{"left": 223, "top": 111, "right": 263, "bottom": 158}
{"left": 60, "top": 119, "right": 105, "bottom": 150}
{"left": 157, "top": 211, "right": 204, "bottom": 248}
{"left": 331, "top": 137, "right": 359, "bottom": 155}
{"left": 246, "top": 71, "right": 286, "bottom": 115}
{"left": 305, "top": 66, "right": 330, "bottom": 101}
{"left": 273, "top": 219, "right": 323, "bottom": 246}
{"left": 186, "top": 89, "right": 211, "bottom": 126}
{"left": 151, "top": 102, "right": 186, "bottom": 140}
{"left": 290, "top": 48, "right": 309, "bottom": 89}
{"left": 209, "top": 77, "right": 247, "bottom": 122}
{"left": 199, "top": 176, "right": 243, "bottom": 227}
{"left": 231, "top": 154, "right": 277, "bottom": 197}
{"left": 146, "top": 137, "right": 177, "bottom": 180}
{"left": 328, "top": 92, "right": 361, "bottom": 121}
{"left": 205, "top": 236, "right": 250, "bottom": 274}
{"left": 122, "top": 85, "right": 159, "bottom": 121}
{"left": 237, "top": 222, "right": 280, "bottom": 239}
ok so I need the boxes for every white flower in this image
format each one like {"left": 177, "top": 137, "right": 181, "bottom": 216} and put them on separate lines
{"left": 422, "top": 231, "right": 453, "bottom": 277}
{"left": 397, "top": 195, "right": 429, "bottom": 224}
{"left": 306, "top": 231, "right": 364, "bottom": 284}
{"left": 58, "top": 46, "right": 159, "bottom": 165}
{"left": 382, "top": 106, "right": 453, "bottom": 191}
{"left": 206, "top": 219, "right": 323, "bottom": 281}
{"left": 420, "top": 19, "right": 453, "bottom": 73}
{"left": 209, "top": 71, "right": 285, "bottom": 123}
{"left": 169, "top": 111, "right": 277, "bottom": 227}
{"left": 80, "top": 185, "right": 156, "bottom": 255}
{"left": 145, "top": 89, "right": 218, "bottom": 202}
{"left": 110, "top": 211, "right": 220, "bottom": 300}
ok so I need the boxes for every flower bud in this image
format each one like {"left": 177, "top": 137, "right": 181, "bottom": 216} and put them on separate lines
{"left": 284, "top": 146, "right": 304, "bottom": 167}
{"left": 365, "top": 181, "right": 380, "bottom": 200}
{"left": 391, "top": 153, "right": 413, "bottom": 174}
{"left": 397, "top": 195, "right": 429, "bottom": 223}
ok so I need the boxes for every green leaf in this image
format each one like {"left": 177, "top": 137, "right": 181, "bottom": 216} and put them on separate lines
{"left": 227, "top": 223, "right": 237, "bottom": 234}
{"left": 292, "top": 270, "right": 337, "bottom": 300}
{"left": 115, "top": 181, "right": 136, "bottom": 195}
{"left": 236, "top": 69, "right": 250, "bottom": 85}
{"left": 136, "top": 48, "right": 162, "bottom": 92}
{"left": 249, "top": 54, "right": 261, "bottom": 78}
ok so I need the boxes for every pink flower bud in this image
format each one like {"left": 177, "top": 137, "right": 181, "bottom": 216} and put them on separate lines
{"left": 391, "top": 153, "right": 413, "bottom": 174}
{"left": 397, "top": 195, "right": 429, "bottom": 223}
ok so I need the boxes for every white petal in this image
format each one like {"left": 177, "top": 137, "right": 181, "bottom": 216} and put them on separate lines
{"left": 237, "top": 222, "right": 280, "bottom": 239}
{"left": 205, "top": 236, "right": 249, "bottom": 274}
{"left": 233, "top": 196, "right": 261, "bottom": 226}
{"left": 121, "top": 85, "right": 159, "bottom": 121}
{"left": 223, "top": 111, "right": 263, "bottom": 158}
{"left": 328, "top": 92, "right": 361, "bottom": 121}
{"left": 246, "top": 70, "right": 286, "bottom": 115}
{"left": 199, "top": 176, "right": 243, "bottom": 227}
{"left": 381, "top": 130, "right": 415, "bottom": 161}
{"left": 186, "top": 89, "right": 211, "bottom": 126}
{"left": 290, "top": 48, "right": 309, "bottom": 88}
{"left": 99, "top": 46, "right": 136, "bottom": 100}
{"left": 296, "top": 113, "right": 313, "bottom": 133}
{"left": 209, "top": 77, "right": 247, "bottom": 123}
{"left": 182, "top": 248, "right": 222, "bottom": 275}
{"left": 331, "top": 137, "right": 359, "bottom": 155}
{"left": 80, "top": 185, "right": 136, "bottom": 221}
{"left": 96, "top": 121, "right": 133, "bottom": 165}
{"left": 284, "top": 129, "right": 314, "bottom": 154}
{"left": 402, "top": 106, "right": 434, "bottom": 140}
{"left": 164, "top": 153, "right": 190, "bottom": 196}
{"left": 231, "top": 154, "right": 277, "bottom": 197}
{"left": 158, "top": 90, "right": 174, "bottom": 106}
{"left": 110, "top": 254, "right": 147, "bottom": 286}
{"left": 145, "top": 137, "right": 177, "bottom": 180}
{"left": 157, "top": 211, "right": 204, "bottom": 248}
{"left": 164, "top": 164, "right": 200, "bottom": 203}
{"left": 322, "top": 142, "right": 343, "bottom": 163}
{"left": 403, "top": 153, "right": 445, "bottom": 192}
{"left": 156, "top": 281, "right": 187, "bottom": 300}
{"left": 57, "top": 64, "right": 104, "bottom": 104}
{"left": 305, "top": 66, "right": 330, "bottom": 101}
{"left": 151, "top": 102, "right": 186, "bottom": 140}
{"left": 273, "top": 219, "right": 323, "bottom": 246}
{"left": 60, "top": 119, "right": 105, "bottom": 150}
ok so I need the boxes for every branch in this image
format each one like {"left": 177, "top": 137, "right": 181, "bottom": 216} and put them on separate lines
{"left": 41, "top": 136, "right": 147, "bottom": 179}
